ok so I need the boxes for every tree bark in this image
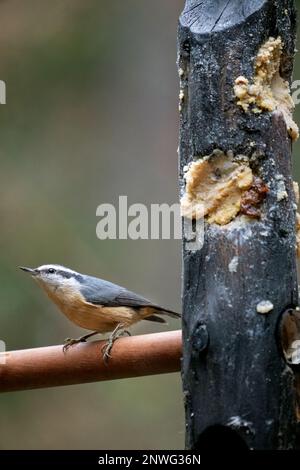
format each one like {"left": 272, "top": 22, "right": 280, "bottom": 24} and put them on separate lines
{"left": 178, "top": 0, "right": 299, "bottom": 449}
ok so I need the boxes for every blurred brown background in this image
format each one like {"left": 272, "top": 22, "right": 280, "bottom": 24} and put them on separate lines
{"left": 0, "top": 0, "right": 183, "bottom": 450}
{"left": 0, "top": 0, "right": 300, "bottom": 450}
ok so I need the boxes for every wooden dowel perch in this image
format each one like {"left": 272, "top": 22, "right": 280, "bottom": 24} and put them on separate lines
{"left": 0, "top": 331, "right": 182, "bottom": 393}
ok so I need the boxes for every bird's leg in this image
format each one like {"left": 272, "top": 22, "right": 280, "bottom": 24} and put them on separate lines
{"left": 102, "top": 323, "right": 129, "bottom": 363}
{"left": 119, "top": 329, "right": 131, "bottom": 337}
{"left": 63, "top": 331, "right": 99, "bottom": 353}
{"left": 78, "top": 331, "right": 100, "bottom": 342}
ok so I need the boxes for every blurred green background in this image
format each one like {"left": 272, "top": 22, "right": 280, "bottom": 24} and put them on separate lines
{"left": 1, "top": 0, "right": 300, "bottom": 450}
{"left": 0, "top": 0, "right": 183, "bottom": 450}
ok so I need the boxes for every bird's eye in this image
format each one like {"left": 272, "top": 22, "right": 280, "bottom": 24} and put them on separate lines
{"left": 47, "top": 268, "right": 55, "bottom": 274}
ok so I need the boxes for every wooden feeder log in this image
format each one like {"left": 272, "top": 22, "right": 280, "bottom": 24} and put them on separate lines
{"left": 178, "top": 0, "right": 299, "bottom": 449}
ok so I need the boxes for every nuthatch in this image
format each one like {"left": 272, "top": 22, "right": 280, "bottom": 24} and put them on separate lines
{"left": 19, "top": 264, "right": 180, "bottom": 361}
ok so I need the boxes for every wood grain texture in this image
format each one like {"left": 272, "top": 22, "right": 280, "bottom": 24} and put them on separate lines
{"left": 178, "top": 0, "right": 298, "bottom": 450}
{"left": 0, "top": 331, "right": 181, "bottom": 392}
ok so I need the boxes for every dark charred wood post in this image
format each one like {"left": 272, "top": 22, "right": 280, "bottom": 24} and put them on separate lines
{"left": 178, "top": 0, "right": 299, "bottom": 449}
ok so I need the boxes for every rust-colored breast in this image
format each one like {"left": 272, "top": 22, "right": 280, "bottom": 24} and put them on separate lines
{"left": 40, "top": 283, "right": 146, "bottom": 333}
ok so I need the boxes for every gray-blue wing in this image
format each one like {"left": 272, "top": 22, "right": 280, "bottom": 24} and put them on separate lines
{"left": 80, "top": 275, "right": 153, "bottom": 308}
{"left": 79, "top": 275, "right": 180, "bottom": 318}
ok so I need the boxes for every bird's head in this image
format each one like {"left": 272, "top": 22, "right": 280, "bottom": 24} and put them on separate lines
{"left": 19, "top": 264, "right": 82, "bottom": 292}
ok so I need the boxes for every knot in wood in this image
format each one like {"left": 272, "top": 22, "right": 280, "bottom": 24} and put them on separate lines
{"left": 191, "top": 323, "right": 209, "bottom": 357}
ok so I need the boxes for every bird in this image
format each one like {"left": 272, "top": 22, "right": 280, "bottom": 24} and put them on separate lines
{"left": 19, "top": 264, "right": 181, "bottom": 361}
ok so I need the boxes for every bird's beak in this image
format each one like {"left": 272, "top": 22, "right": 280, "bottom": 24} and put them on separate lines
{"left": 19, "top": 266, "right": 38, "bottom": 276}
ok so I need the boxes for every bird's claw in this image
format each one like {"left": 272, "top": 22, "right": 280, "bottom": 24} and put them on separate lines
{"left": 101, "top": 326, "right": 131, "bottom": 364}
{"left": 101, "top": 341, "right": 113, "bottom": 364}
{"left": 63, "top": 337, "right": 85, "bottom": 353}
{"left": 121, "top": 330, "right": 131, "bottom": 337}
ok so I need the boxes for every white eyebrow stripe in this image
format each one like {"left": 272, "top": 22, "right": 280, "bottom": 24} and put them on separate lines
{"left": 38, "top": 264, "right": 79, "bottom": 275}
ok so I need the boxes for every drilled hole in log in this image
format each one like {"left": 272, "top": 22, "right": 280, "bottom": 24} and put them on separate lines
{"left": 194, "top": 425, "right": 249, "bottom": 451}
{"left": 278, "top": 307, "right": 300, "bottom": 423}
{"left": 278, "top": 307, "right": 300, "bottom": 366}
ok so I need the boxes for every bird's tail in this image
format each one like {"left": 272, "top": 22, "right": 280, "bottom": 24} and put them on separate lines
{"left": 151, "top": 306, "right": 181, "bottom": 319}
{"left": 143, "top": 306, "right": 181, "bottom": 324}
{"left": 159, "top": 308, "right": 181, "bottom": 319}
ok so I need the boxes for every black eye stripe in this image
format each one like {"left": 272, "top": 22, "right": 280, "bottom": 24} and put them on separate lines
{"left": 57, "top": 270, "right": 72, "bottom": 279}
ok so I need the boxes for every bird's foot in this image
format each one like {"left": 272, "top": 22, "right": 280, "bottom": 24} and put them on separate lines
{"left": 63, "top": 336, "right": 87, "bottom": 353}
{"left": 101, "top": 324, "right": 130, "bottom": 364}
{"left": 63, "top": 331, "right": 99, "bottom": 354}
{"left": 101, "top": 340, "right": 113, "bottom": 363}
{"left": 120, "top": 329, "right": 131, "bottom": 337}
